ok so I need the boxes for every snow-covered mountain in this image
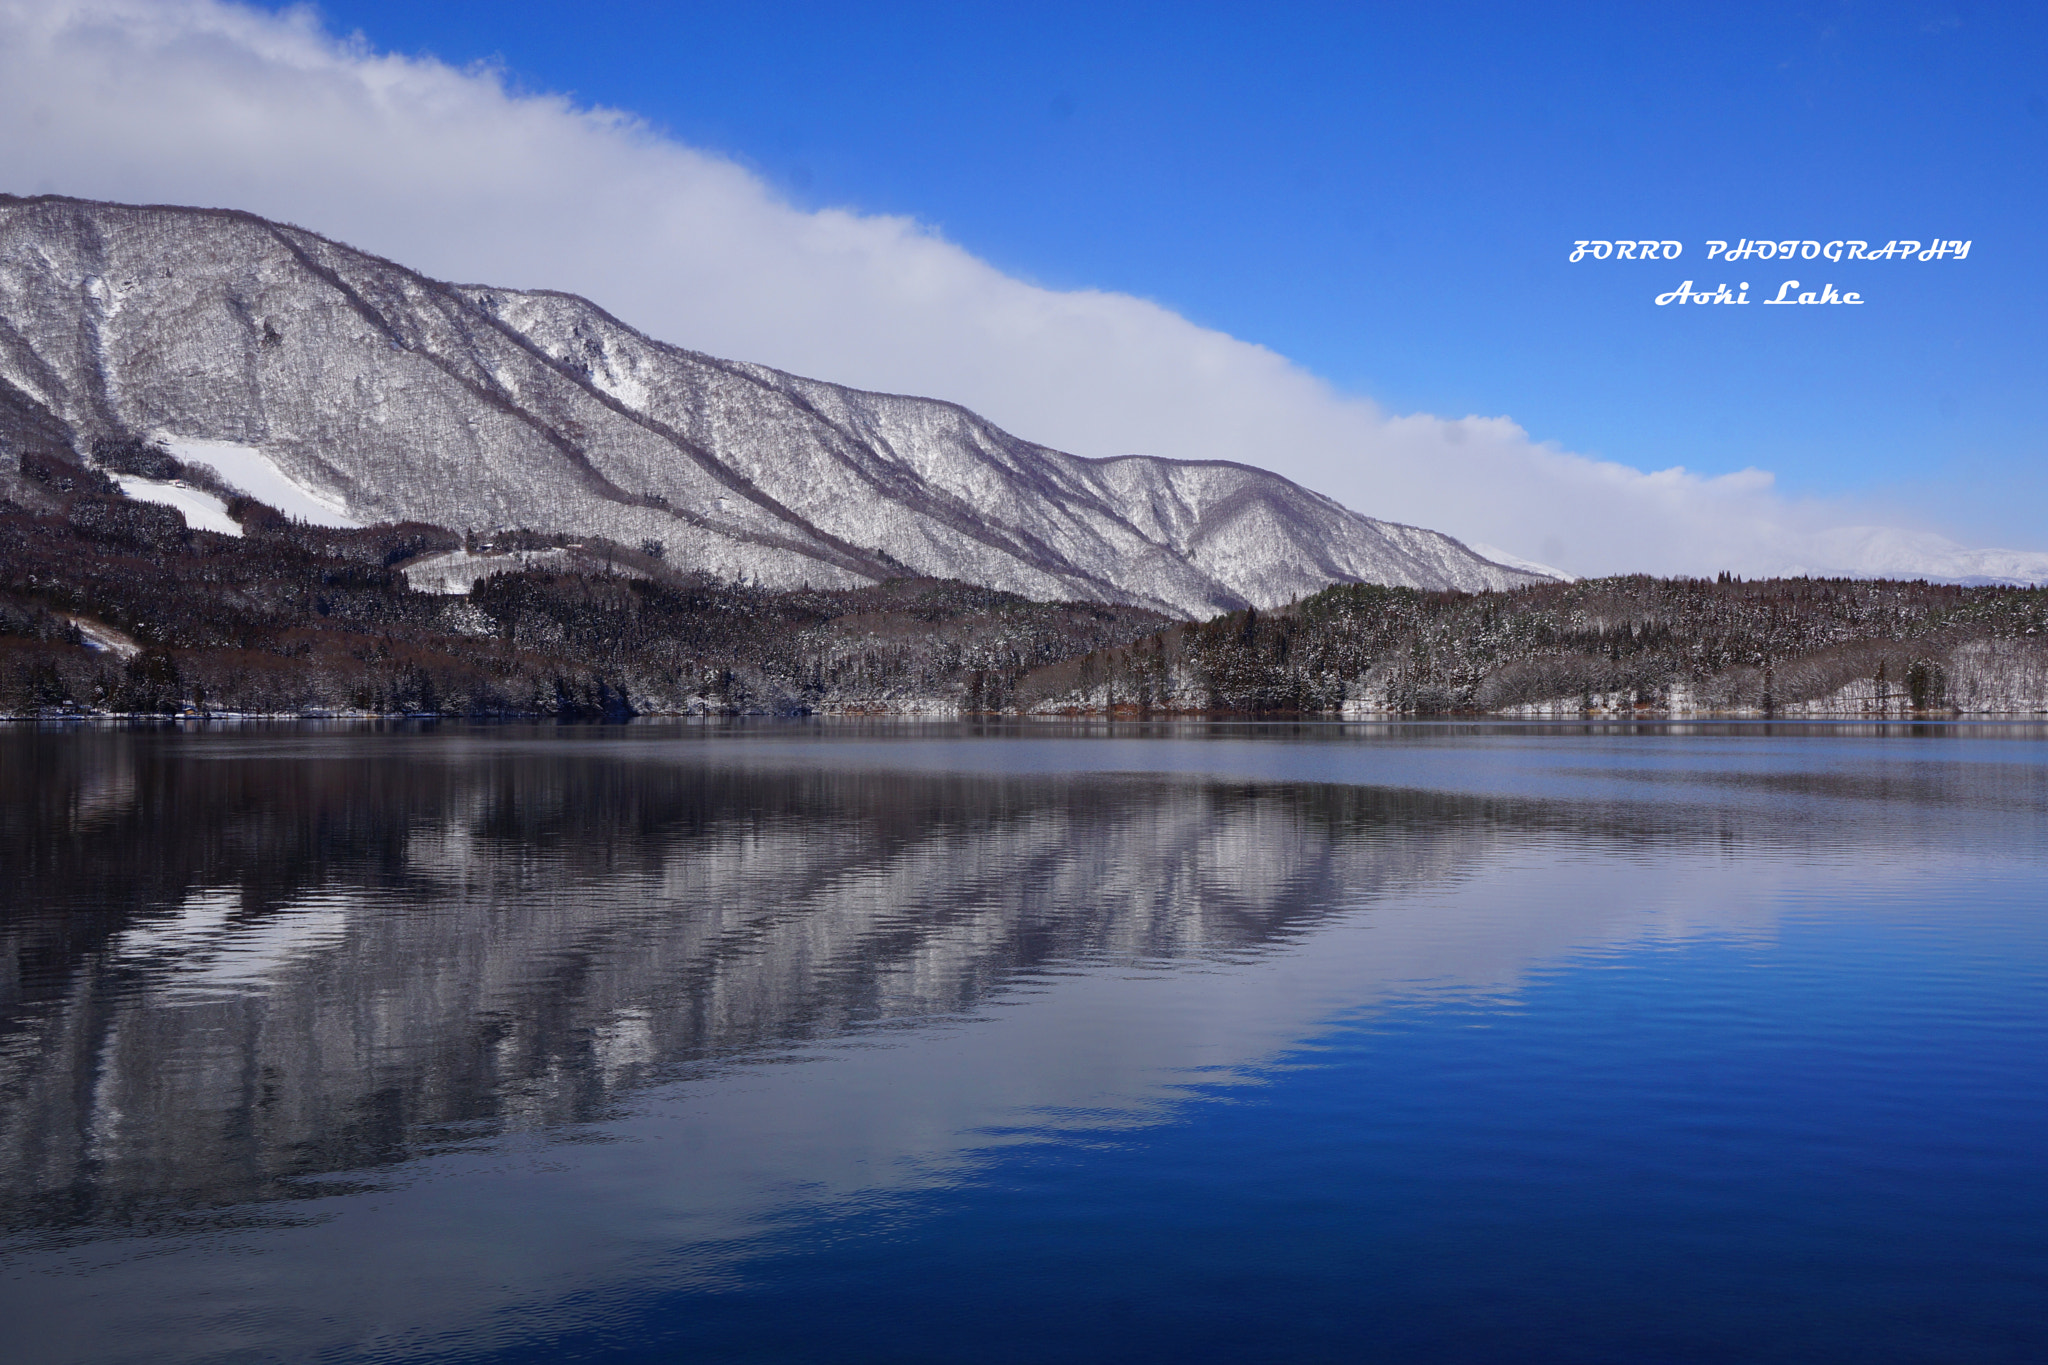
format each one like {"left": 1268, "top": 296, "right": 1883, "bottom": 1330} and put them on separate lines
{"left": 1787, "top": 527, "right": 2048, "bottom": 589}
{"left": 0, "top": 195, "right": 1548, "bottom": 614}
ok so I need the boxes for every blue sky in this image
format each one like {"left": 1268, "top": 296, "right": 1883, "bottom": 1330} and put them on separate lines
{"left": 280, "top": 0, "right": 2046, "bottom": 530}
{"left": 0, "top": 0, "right": 2039, "bottom": 575}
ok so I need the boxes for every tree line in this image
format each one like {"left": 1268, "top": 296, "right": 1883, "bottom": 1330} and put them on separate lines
{"left": 6, "top": 437, "right": 2047, "bottom": 718}
{"left": 1020, "top": 576, "right": 2048, "bottom": 716}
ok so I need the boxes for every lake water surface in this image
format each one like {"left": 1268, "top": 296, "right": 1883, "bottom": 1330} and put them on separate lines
{"left": 1, "top": 721, "right": 2044, "bottom": 1363}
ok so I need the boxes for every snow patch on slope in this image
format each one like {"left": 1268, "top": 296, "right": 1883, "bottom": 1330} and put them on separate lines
{"left": 1470, "top": 543, "right": 1574, "bottom": 582}
{"left": 112, "top": 474, "right": 241, "bottom": 536}
{"left": 160, "top": 437, "right": 362, "bottom": 528}
{"left": 68, "top": 616, "right": 142, "bottom": 659}
{"left": 586, "top": 352, "right": 650, "bottom": 412}
{"left": 402, "top": 548, "right": 571, "bottom": 594}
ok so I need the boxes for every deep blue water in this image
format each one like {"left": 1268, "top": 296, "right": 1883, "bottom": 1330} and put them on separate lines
{"left": 0, "top": 722, "right": 2043, "bottom": 1363}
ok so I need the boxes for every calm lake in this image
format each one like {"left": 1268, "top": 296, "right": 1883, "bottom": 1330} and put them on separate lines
{"left": 2, "top": 721, "right": 2044, "bottom": 1363}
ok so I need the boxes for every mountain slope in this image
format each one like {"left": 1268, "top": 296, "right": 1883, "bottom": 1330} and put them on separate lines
{"left": 0, "top": 195, "right": 1547, "bottom": 614}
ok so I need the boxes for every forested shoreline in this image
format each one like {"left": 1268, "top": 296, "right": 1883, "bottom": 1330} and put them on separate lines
{"left": 6, "top": 444, "right": 2047, "bottom": 720}
{"left": 1029, "top": 577, "right": 2048, "bottom": 718}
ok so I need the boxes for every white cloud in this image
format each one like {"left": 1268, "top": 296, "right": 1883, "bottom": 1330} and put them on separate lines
{"left": 0, "top": 0, "right": 2039, "bottom": 580}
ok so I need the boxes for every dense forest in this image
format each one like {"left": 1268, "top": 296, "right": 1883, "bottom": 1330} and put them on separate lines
{"left": 0, "top": 442, "right": 1168, "bottom": 717}
{"left": 1026, "top": 578, "right": 2048, "bottom": 718}
{"left": 4, "top": 437, "right": 2047, "bottom": 718}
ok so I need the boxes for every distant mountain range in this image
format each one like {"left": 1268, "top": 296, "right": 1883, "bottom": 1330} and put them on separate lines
{"left": 0, "top": 195, "right": 1547, "bottom": 616}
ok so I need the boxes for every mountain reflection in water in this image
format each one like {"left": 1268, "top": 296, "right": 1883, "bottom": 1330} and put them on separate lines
{"left": 3, "top": 729, "right": 1522, "bottom": 1226}
{"left": 1, "top": 723, "right": 2044, "bottom": 1365}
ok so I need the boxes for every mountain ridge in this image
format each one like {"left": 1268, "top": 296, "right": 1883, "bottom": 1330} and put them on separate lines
{"left": 0, "top": 194, "right": 1549, "bottom": 614}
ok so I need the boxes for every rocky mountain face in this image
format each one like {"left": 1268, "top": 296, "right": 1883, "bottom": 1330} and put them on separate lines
{"left": 0, "top": 195, "right": 1546, "bottom": 616}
